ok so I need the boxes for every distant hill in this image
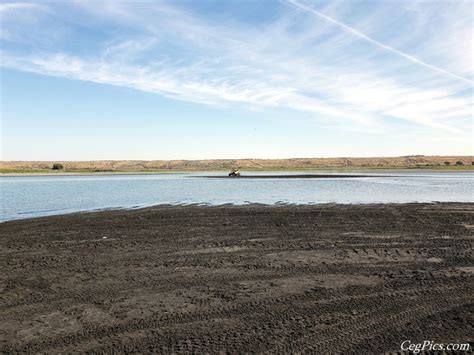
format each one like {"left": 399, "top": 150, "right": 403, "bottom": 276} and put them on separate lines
{"left": 1, "top": 156, "right": 472, "bottom": 173}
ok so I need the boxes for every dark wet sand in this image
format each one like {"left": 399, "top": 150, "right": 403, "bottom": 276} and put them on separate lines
{"left": 1, "top": 203, "right": 473, "bottom": 353}
{"left": 196, "top": 174, "right": 387, "bottom": 178}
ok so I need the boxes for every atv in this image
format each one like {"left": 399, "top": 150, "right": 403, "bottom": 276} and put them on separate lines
{"left": 228, "top": 169, "right": 241, "bottom": 177}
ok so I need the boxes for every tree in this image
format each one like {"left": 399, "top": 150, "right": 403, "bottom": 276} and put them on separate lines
{"left": 444, "top": 161, "right": 451, "bottom": 166}
{"left": 52, "top": 163, "right": 64, "bottom": 170}
{"left": 455, "top": 161, "right": 464, "bottom": 166}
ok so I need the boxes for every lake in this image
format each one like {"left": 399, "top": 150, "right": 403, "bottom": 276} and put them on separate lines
{"left": 1, "top": 171, "right": 473, "bottom": 221}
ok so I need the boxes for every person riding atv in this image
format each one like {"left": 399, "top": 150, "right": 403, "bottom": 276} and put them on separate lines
{"left": 228, "top": 169, "right": 241, "bottom": 177}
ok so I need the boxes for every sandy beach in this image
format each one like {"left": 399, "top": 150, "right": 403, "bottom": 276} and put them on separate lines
{"left": 1, "top": 203, "right": 473, "bottom": 353}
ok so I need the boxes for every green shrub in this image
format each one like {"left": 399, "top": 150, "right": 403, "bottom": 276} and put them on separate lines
{"left": 52, "top": 163, "right": 64, "bottom": 170}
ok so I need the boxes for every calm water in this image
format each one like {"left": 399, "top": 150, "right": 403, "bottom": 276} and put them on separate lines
{"left": 1, "top": 171, "right": 473, "bottom": 222}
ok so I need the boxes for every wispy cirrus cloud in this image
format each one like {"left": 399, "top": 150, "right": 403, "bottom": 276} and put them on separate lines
{"left": 0, "top": 2, "right": 44, "bottom": 40}
{"left": 0, "top": 0, "right": 472, "bottom": 134}
{"left": 0, "top": 2, "right": 39, "bottom": 12}
{"left": 287, "top": 0, "right": 473, "bottom": 85}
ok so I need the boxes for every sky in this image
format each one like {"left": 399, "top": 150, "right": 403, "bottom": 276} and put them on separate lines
{"left": 0, "top": 0, "right": 473, "bottom": 160}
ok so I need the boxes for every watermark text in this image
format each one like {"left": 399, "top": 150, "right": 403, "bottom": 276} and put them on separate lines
{"left": 401, "top": 340, "right": 470, "bottom": 353}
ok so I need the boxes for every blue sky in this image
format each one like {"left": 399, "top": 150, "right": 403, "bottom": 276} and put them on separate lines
{"left": 1, "top": 0, "right": 472, "bottom": 160}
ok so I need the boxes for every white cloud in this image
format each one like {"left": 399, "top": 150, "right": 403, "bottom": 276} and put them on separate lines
{"left": 0, "top": 2, "right": 39, "bottom": 13}
{"left": 0, "top": 0, "right": 472, "bottom": 135}
{"left": 287, "top": 0, "right": 473, "bottom": 84}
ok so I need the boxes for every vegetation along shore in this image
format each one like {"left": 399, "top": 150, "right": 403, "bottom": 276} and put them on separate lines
{"left": 1, "top": 155, "right": 472, "bottom": 174}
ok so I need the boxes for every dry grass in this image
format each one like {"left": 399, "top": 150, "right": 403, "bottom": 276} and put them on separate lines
{"left": 1, "top": 155, "right": 472, "bottom": 173}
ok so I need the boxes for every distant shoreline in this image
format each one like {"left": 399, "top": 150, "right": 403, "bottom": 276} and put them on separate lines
{"left": 199, "top": 174, "right": 394, "bottom": 179}
{"left": 1, "top": 156, "right": 472, "bottom": 175}
{"left": 2, "top": 166, "right": 474, "bottom": 176}
{"left": 1, "top": 167, "right": 473, "bottom": 177}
